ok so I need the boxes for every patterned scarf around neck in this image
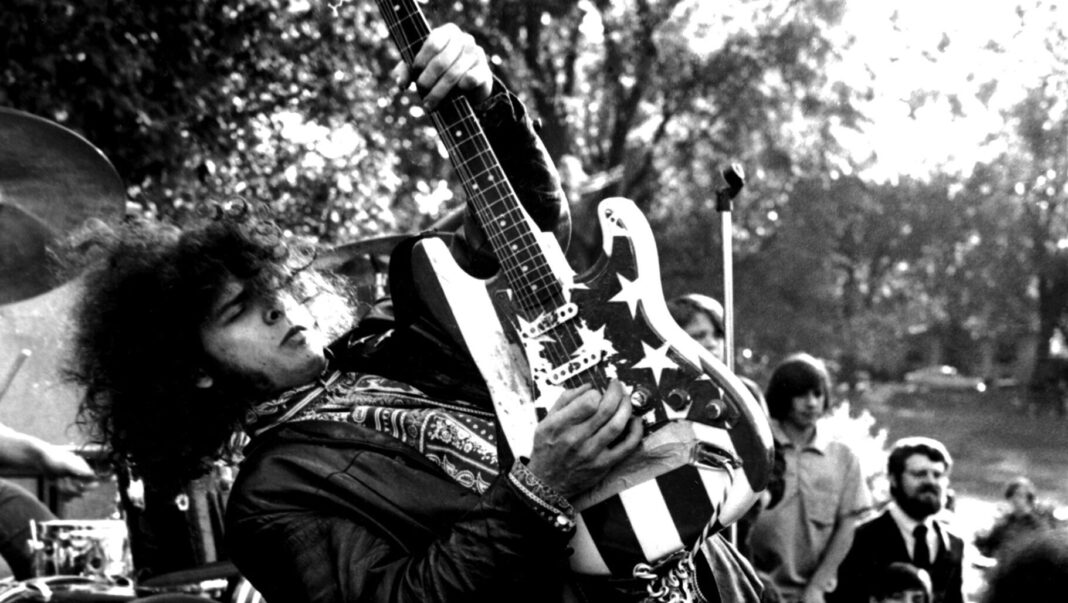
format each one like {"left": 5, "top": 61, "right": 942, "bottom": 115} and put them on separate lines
{"left": 245, "top": 371, "right": 500, "bottom": 494}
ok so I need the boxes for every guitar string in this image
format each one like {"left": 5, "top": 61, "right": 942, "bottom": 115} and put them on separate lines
{"left": 378, "top": 0, "right": 718, "bottom": 576}
{"left": 434, "top": 106, "right": 608, "bottom": 392}
{"left": 379, "top": 2, "right": 597, "bottom": 391}
{"left": 376, "top": 2, "right": 561, "bottom": 310}
{"left": 379, "top": 0, "right": 608, "bottom": 392}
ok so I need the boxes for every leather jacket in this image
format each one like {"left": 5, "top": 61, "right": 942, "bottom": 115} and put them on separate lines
{"left": 225, "top": 83, "right": 762, "bottom": 603}
{"left": 226, "top": 84, "right": 582, "bottom": 603}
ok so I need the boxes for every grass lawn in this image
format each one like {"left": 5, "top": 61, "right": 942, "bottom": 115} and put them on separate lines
{"left": 858, "top": 386, "right": 1068, "bottom": 505}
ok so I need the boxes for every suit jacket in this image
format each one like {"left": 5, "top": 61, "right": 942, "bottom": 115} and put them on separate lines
{"left": 830, "top": 509, "right": 964, "bottom": 603}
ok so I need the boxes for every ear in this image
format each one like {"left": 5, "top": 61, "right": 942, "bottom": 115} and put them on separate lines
{"left": 888, "top": 473, "right": 902, "bottom": 490}
{"left": 195, "top": 370, "right": 214, "bottom": 389}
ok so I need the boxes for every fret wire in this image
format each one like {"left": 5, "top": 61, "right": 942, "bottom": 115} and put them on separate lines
{"left": 479, "top": 202, "right": 535, "bottom": 235}
{"left": 379, "top": 5, "right": 427, "bottom": 58}
{"left": 483, "top": 228, "right": 546, "bottom": 264}
{"left": 376, "top": 2, "right": 597, "bottom": 384}
{"left": 454, "top": 147, "right": 498, "bottom": 176}
{"left": 477, "top": 221, "right": 557, "bottom": 285}
{"left": 473, "top": 200, "right": 539, "bottom": 242}
{"left": 463, "top": 164, "right": 510, "bottom": 191}
{"left": 528, "top": 272, "right": 562, "bottom": 292}
{"left": 385, "top": 7, "right": 429, "bottom": 61}
{"left": 421, "top": 69, "right": 579, "bottom": 355}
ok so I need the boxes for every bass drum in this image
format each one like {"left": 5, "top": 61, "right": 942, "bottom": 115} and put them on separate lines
{"left": 29, "top": 520, "right": 132, "bottom": 580}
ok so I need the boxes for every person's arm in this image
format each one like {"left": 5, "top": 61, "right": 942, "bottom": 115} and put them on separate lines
{"left": 0, "top": 423, "right": 98, "bottom": 499}
{"left": 231, "top": 458, "right": 581, "bottom": 603}
{"left": 803, "top": 515, "right": 859, "bottom": 603}
{"left": 0, "top": 423, "right": 95, "bottom": 479}
{"left": 391, "top": 22, "right": 570, "bottom": 278}
{"left": 229, "top": 382, "right": 643, "bottom": 602}
{"left": 807, "top": 448, "right": 871, "bottom": 603}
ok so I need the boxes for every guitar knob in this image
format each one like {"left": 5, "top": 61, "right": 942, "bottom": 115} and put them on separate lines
{"left": 630, "top": 387, "right": 652, "bottom": 408}
{"left": 665, "top": 388, "right": 691, "bottom": 411}
{"left": 705, "top": 401, "right": 723, "bottom": 420}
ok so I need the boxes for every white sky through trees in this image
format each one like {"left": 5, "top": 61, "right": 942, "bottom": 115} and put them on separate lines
{"left": 833, "top": 0, "right": 1066, "bottom": 181}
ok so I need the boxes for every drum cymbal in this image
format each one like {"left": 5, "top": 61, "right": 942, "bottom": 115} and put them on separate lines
{"left": 0, "top": 107, "right": 124, "bottom": 304}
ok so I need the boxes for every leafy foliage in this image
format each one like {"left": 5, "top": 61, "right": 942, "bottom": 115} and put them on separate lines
{"left": 3, "top": 0, "right": 1067, "bottom": 387}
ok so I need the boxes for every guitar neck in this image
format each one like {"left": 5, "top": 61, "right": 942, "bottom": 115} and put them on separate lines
{"left": 375, "top": 0, "right": 562, "bottom": 310}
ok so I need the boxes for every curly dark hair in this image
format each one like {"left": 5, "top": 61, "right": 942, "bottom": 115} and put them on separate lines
{"left": 64, "top": 202, "right": 349, "bottom": 491}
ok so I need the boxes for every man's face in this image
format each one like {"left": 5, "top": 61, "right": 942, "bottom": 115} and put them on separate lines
{"left": 683, "top": 312, "right": 725, "bottom": 362}
{"left": 199, "top": 278, "right": 328, "bottom": 396}
{"left": 892, "top": 453, "right": 949, "bottom": 520}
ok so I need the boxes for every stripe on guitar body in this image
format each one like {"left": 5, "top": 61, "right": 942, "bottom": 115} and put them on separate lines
{"left": 657, "top": 465, "right": 718, "bottom": 546}
{"left": 579, "top": 491, "right": 644, "bottom": 576}
{"left": 574, "top": 464, "right": 721, "bottom": 576}
{"left": 618, "top": 475, "right": 685, "bottom": 563}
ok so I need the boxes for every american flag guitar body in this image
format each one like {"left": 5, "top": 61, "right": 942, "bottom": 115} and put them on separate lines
{"left": 374, "top": 0, "right": 774, "bottom": 577}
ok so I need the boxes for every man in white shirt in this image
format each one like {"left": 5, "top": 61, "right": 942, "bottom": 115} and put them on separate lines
{"left": 831, "top": 437, "right": 963, "bottom": 603}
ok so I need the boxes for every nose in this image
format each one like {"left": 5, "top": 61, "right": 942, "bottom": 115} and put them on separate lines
{"left": 699, "top": 333, "right": 716, "bottom": 351}
{"left": 805, "top": 392, "right": 822, "bottom": 408}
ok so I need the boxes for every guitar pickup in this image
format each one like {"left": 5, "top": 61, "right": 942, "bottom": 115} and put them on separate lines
{"left": 520, "top": 302, "right": 578, "bottom": 338}
{"left": 547, "top": 346, "right": 602, "bottom": 385}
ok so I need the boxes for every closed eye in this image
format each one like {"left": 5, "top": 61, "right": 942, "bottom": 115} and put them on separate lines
{"left": 213, "top": 286, "right": 253, "bottom": 324}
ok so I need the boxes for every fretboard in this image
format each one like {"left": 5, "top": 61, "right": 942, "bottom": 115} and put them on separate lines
{"left": 375, "top": 0, "right": 563, "bottom": 311}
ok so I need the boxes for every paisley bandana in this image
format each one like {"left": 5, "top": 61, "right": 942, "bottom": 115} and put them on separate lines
{"left": 247, "top": 371, "right": 500, "bottom": 494}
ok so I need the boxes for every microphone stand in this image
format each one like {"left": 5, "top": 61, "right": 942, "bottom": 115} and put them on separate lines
{"left": 714, "top": 164, "right": 744, "bottom": 543}
{"left": 715, "top": 165, "right": 745, "bottom": 373}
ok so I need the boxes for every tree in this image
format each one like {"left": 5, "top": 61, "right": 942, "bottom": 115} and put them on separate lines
{"left": 2, "top": 0, "right": 458, "bottom": 243}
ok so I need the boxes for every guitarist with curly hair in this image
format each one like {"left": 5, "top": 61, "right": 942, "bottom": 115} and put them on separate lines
{"left": 67, "top": 22, "right": 765, "bottom": 603}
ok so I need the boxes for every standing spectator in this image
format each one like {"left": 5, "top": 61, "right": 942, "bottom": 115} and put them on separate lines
{"left": 667, "top": 293, "right": 769, "bottom": 410}
{"left": 974, "top": 476, "right": 1064, "bottom": 560}
{"left": 832, "top": 437, "right": 963, "bottom": 603}
{"left": 747, "top": 353, "right": 872, "bottom": 603}
{"left": 667, "top": 293, "right": 727, "bottom": 364}
{"left": 668, "top": 293, "right": 785, "bottom": 602}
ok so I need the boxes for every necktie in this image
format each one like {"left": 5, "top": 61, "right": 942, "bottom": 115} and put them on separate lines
{"left": 913, "top": 523, "right": 931, "bottom": 569}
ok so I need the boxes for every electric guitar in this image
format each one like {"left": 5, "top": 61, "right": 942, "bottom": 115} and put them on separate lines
{"left": 374, "top": 0, "right": 774, "bottom": 577}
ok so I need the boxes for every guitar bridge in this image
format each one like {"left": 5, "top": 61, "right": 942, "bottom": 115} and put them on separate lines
{"left": 520, "top": 302, "right": 578, "bottom": 338}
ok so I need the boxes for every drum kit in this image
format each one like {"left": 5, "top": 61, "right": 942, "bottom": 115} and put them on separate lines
{"left": 0, "top": 108, "right": 276, "bottom": 603}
